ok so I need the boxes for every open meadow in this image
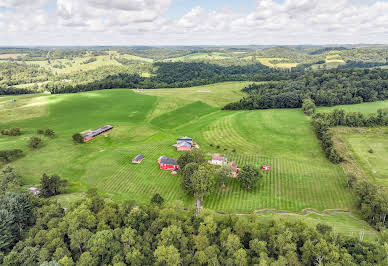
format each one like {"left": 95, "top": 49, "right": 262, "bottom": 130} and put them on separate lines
{"left": 1, "top": 82, "right": 357, "bottom": 214}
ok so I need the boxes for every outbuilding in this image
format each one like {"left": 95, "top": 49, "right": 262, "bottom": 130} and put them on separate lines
{"left": 132, "top": 154, "right": 145, "bottom": 164}
{"left": 159, "top": 156, "right": 179, "bottom": 170}
{"left": 82, "top": 125, "right": 113, "bottom": 142}
{"left": 262, "top": 165, "right": 271, "bottom": 171}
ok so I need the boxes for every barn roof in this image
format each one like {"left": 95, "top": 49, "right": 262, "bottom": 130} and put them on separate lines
{"left": 158, "top": 155, "right": 168, "bottom": 161}
{"left": 82, "top": 125, "right": 113, "bottom": 138}
{"left": 133, "top": 154, "right": 144, "bottom": 161}
{"left": 160, "top": 157, "right": 178, "bottom": 165}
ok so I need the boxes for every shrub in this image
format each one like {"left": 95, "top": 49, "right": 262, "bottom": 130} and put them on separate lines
{"left": 150, "top": 193, "right": 164, "bottom": 206}
{"left": 0, "top": 149, "right": 23, "bottom": 163}
{"left": 37, "top": 129, "right": 44, "bottom": 134}
{"left": 44, "top": 129, "right": 55, "bottom": 137}
{"left": 29, "top": 136, "right": 42, "bottom": 149}
{"left": 72, "top": 133, "right": 84, "bottom": 144}
{"left": 1, "top": 128, "right": 21, "bottom": 136}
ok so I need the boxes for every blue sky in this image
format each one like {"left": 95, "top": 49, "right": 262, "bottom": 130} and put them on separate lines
{"left": 0, "top": 0, "right": 387, "bottom": 45}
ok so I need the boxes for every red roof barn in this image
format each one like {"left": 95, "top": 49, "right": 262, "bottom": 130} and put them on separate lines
{"left": 158, "top": 156, "right": 179, "bottom": 170}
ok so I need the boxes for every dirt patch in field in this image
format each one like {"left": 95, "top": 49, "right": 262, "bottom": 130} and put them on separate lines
{"left": 80, "top": 129, "right": 92, "bottom": 134}
{"left": 0, "top": 53, "right": 22, "bottom": 59}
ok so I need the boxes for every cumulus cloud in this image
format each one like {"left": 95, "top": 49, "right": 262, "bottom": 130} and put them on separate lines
{"left": 0, "top": 0, "right": 49, "bottom": 8}
{"left": 0, "top": 0, "right": 387, "bottom": 45}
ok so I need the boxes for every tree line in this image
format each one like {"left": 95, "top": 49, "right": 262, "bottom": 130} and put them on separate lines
{"left": 312, "top": 108, "right": 388, "bottom": 164}
{"left": 223, "top": 68, "right": 388, "bottom": 110}
{"left": 338, "top": 60, "right": 388, "bottom": 69}
{"left": 1, "top": 187, "right": 387, "bottom": 265}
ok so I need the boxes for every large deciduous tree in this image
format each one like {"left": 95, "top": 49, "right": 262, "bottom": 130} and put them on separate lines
{"left": 237, "top": 165, "right": 261, "bottom": 190}
{"left": 40, "top": 173, "right": 67, "bottom": 197}
{"left": 216, "top": 165, "right": 233, "bottom": 187}
{"left": 177, "top": 149, "right": 205, "bottom": 171}
{"left": 190, "top": 164, "right": 216, "bottom": 214}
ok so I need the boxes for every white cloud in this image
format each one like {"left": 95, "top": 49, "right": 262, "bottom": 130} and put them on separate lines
{"left": 0, "top": 0, "right": 49, "bottom": 8}
{"left": 0, "top": 0, "right": 387, "bottom": 45}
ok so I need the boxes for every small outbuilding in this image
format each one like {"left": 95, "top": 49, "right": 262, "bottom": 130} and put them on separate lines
{"left": 262, "top": 165, "right": 271, "bottom": 171}
{"left": 29, "top": 187, "right": 41, "bottom": 196}
{"left": 132, "top": 154, "right": 145, "bottom": 164}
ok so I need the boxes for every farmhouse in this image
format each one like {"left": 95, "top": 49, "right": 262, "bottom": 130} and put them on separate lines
{"left": 82, "top": 125, "right": 113, "bottom": 142}
{"left": 211, "top": 154, "right": 228, "bottom": 165}
{"left": 132, "top": 154, "right": 144, "bottom": 164}
{"left": 158, "top": 156, "right": 179, "bottom": 170}
{"left": 176, "top": 136, "right": 194, "bottom": 151}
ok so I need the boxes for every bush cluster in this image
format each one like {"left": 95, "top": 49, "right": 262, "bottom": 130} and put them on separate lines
{"left": 1, "top": 128, "right": 21, "bottom": 136}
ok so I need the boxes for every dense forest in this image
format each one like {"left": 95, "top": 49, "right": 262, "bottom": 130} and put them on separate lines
{"left": 0, "top": 62, "right": 51, "bottom": 86}
{"left": 338, "top": 60, "right": 388, "bottom": 69}
{"left": 42, "top": 62, "right": 294, "bottom": 94}
{"left": 0, "top": 181, "right": 387, "bottom": 265}
{"left": 224, "top": 69, "right": 388, "bottom": 110}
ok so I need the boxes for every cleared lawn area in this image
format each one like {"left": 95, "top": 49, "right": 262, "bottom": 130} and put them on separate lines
{"left": 341, "top": 131, "right": 388, "bottom": 186}
{"left": 257, "top": 212, "right": 378, "bottom": 242}
{"left": 318, "top": 100, "right": 388, "bottom": 114}
{"left": 1, "top": 84, "right": 356, "bottom": 214}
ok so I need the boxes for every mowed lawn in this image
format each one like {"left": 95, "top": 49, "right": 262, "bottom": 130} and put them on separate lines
{"left": 343, "top": 134, "right": 388, "bottom": 185}
{"left": 1, "top": 85, "right": 356, "bottom": 213}
{"left": 319, "top": 100, "right": 388, "bottom": 186}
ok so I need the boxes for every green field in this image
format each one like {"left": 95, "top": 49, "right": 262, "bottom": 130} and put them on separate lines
{"left": 0, "top": 83, "right": 358, "bottom": 215}
{"left": 319, "top": 101, "right": 388, "bottom": 186}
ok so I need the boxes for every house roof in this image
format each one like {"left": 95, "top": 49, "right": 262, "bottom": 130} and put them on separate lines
{"left": 133, "top": 154, "right": 144, "bottom": 161}
{"left": 177, "top": 141, "right": 192, "bottom": 148}
{"left": 177, "top": 137, "right": 192, "bottom": 141}
{"left": 212, "top": 154, "right": 225, "bottom": 161}
{"left": 160, "top": 157, "right": 178, "bottom": 165}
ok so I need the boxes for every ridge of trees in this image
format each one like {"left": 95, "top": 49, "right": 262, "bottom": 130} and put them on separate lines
{"left": 312, "top": 108, "right": 388, "bottom": 164}
{"left": 223, "top": 68, "right": 388, "bottom": 110}
{"left": 1, "top": 189, "right": 387, "bottom": 265}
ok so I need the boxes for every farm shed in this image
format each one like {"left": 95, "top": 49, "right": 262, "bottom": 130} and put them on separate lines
{"left": 159, "top": 156, "right": 179, "bottom": 170}
{"left": 132, "top": 154, "right": 145, "bottom": 164}
{"left": 29, "top": 187, "right": 40, "bottom": 196}
{"left": 82, "top": 125, "right": 113, "bottom": 142}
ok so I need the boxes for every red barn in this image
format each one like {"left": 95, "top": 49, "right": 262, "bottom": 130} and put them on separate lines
{"left": 158, "top": 156, "right": 179, "bottom": 170}
{"left": 262, "top": 165, "right": 271, "bottom": 171}
{"left": 82, "top": 125, "right": 113, "bottom": 142}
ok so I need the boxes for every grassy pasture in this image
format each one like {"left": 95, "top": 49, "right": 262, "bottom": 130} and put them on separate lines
{"left": 254, "top": 57, "right": 298, "bottom": 69}
{"left": 342, "top": 133, "right": 388, "bottom": 185}
{"left": 257, "top": 212, "right": 378, "bottom": 242}
{"left": 319, "top": 100, "right": 388, "bottom": 186}
{"left": 0, "top": 84, "right": 356, "bottom": 214}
